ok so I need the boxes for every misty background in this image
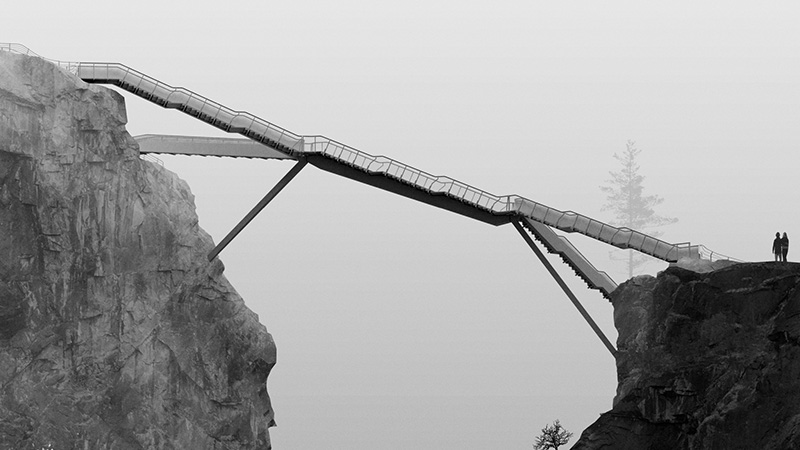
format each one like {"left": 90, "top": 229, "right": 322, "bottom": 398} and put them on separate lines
{"left": 8, "top": 2, "right": 800, "bottom": 448}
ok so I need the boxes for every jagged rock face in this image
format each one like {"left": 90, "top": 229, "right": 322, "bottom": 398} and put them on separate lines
{"left": 0, "top": 51, "right": 276, "bottom": 448}
{"left": 573, "top": 263, "right": 800, "bottom": 450}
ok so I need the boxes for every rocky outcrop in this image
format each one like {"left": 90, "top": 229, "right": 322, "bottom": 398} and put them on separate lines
{"left": 573, "top": 262, "right": 800, "bottom": 449}
{"left": 0, "top": 51, "right": 276, "bottom": 448}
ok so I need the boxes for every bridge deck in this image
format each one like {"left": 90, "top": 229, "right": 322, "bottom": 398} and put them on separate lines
{"left": 135, "top": 134, "right": 295, "bottom": 160}
{"left": 0, "top": 43, "right": 741, "bottom": 300}
{"left": 77, "top": 58, "right": 690, "bottom": 261}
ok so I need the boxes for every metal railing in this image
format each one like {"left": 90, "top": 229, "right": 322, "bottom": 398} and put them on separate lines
{"left": 0, "top": 43, "right": 80, "bottom": 74}
{"left": 697, "top": 245, "right": 739, "bottom": 262}
{"left": 139, "top": 153, "right": 164, "bottom": 167}
{"left": 300, "top": 135, "right": 737, "bottom": 262}
{"left": 73, "top": 62, "right": 306, "bottom": 155}
{"left": 0, "top": 43, "right": 740, "bottom": 263}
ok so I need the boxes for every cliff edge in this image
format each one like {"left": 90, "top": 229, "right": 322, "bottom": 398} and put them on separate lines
{"left": 0, "top": 51, "right": 276, "bottom": 448}
{"left": 573, "top": 262, "right": 800, "bottom": 449}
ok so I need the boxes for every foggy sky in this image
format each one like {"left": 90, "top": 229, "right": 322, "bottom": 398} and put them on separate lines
{"left": 8, "top": 2, "right": 800, "bottom": 448}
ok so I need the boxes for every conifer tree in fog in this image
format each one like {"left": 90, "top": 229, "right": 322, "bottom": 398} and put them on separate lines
{"left": 600, "top": 141, "right": 677, "bottom": 278}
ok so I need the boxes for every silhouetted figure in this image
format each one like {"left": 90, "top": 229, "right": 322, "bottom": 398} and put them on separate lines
{"left": 781, "top": 232, "right": 789, "bottom": 262}
{"left": 773, "top": 232, "right": 782, "bottom": 261}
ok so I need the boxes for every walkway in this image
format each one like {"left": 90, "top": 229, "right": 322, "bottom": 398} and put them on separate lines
{"left": 1, "top": 43, "right": 739, "bottom": 304}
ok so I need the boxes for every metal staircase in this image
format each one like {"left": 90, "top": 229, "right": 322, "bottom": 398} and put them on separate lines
{"left": 74, "top": 63, "right": 306, "bottom": 157}
{"left": 77, "top": 60, "right": 701, "bottom": 261}
{"left": 520, "top": 219, "right": 617, "bottom": 299}
{"left": 84, "top": 60, "right": 694, "bottom": 257}
{"left": 0, "top": 43, "right": 740, "bottom": 302}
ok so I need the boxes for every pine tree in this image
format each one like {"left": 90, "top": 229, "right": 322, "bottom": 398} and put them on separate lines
{"left": 600, "top": 141, "right": 677, "bottom": 278}
{"left": 533, "top": 420, "right": 573, "bottom": 450}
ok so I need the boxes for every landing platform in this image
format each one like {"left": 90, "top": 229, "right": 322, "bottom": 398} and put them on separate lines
{"left": 135, "top": 134, "right": 295, "bottom": 160}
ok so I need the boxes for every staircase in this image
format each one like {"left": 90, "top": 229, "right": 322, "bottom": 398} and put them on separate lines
{"left": 74, "top": 63, "right": 306, "bottom": 156}
{"left": 520, "top": 218, "right": 617, "bottom": 299}
{"left": 0, "top": 43, "right": 740, "bottom": 302}
{"left": 71, "top": 60, "right": 707, "bottom": 262}
{"left": 512, "top": 198, "right": 702, "bottom": 262}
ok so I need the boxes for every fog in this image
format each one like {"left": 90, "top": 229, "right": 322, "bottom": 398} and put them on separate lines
{"left": 9, "top": 1, "right": 800, "bottom": 447}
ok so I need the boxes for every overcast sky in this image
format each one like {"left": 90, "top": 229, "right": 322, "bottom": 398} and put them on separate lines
{"left": 8, "top": 2, "right": 800, "bottom": 448}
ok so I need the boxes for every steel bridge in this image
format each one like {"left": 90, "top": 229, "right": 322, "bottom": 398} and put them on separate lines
{"left": 0, "top": 44, "right": 739, "bottom": 356}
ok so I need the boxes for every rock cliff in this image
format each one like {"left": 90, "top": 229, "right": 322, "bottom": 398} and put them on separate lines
{"left": 573, "top": 261, "right": 800, "bottom": 449}
{"left": 0, "top": 51, "right": 276, "bottom": 448}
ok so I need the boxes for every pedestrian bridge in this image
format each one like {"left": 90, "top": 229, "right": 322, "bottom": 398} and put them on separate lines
{"left": 0, "top": 43, "right": 739, "bottom": 355}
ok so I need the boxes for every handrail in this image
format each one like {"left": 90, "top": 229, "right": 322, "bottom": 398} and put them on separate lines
{"left": 300, "top": 134, "right": 734, "bottom": 262}
{"left": 0, "top": 43, "right": 740, "bottom": 264}
{"left": 697, "top": 245, "right": 740, "bottom": 262}
{"left": 72, "top": 62, "right": 306, "bottom": 155}
{"left": 0, "top": 43, "right": 81, "bottom": 74}
{"left": 139, "top": 153, "right": 164, "bottom": 167}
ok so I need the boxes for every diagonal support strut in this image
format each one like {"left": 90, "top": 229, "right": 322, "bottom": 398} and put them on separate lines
{"left": 208, "top": 159, "right": 308, "bottom": 261}
{"left": 512, "top": 220, "right": 617, "bottom": 357}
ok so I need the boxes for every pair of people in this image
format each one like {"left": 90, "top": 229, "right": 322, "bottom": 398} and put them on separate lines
{"left": 773, "top": 232, "right": 789, "bottom": 262}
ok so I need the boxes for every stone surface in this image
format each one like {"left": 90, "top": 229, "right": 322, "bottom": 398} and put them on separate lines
{"left": 0, "top": 51, "right": 276, "bottom": 448}
{"left": 573, "top": 262, "right": 800, "bottom": 450}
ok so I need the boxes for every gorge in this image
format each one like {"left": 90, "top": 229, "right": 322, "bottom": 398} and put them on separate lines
{"left": 2, "top": 48, "right": 799, "bottom": 450}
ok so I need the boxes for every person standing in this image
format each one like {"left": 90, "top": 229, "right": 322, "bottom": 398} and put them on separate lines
{"left": 773, "top": 232, "right": 782, "bottom": 261}
{"left": 781, "top": 232, "right": 790, "bottom": 262}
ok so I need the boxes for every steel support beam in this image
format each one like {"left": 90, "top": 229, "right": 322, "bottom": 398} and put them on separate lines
{"left": 208, "top": 159, "right": 308, "bottom": 261}
{"left": 513, "top": 220, "right": 617, "bottom": 357}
